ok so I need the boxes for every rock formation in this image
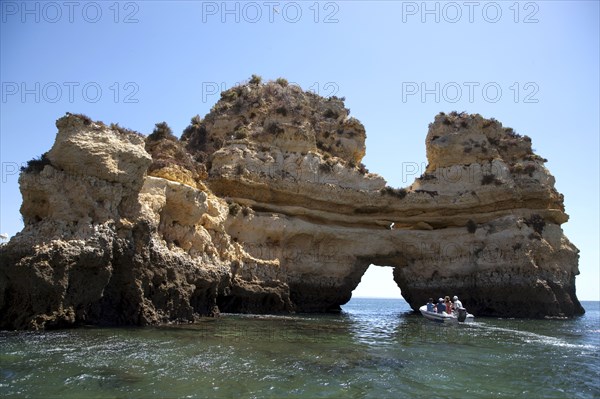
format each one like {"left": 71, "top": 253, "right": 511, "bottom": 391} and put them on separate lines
{"left": 0, "top": 79, "right": 584, "bottom": 329}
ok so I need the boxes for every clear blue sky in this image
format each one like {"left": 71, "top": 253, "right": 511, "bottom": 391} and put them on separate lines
{"left": 1, "top": 1, "right": 598, "bottom": 300}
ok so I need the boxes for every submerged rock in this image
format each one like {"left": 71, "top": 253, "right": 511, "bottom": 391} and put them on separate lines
{"left": 0, "top": 82, "right": 583, "bottom": 329}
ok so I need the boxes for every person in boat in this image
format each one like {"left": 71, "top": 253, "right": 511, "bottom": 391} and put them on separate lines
{"left": 426, "top": 298, "right": 435, "bottom": 312}
{"left": 436, "top": 298, "right": 446, "bottom": 314}
{"left": 444, "top": 296, "right": 453, "bottom": 314}
{"left": 452, "top": 295, "right": 463, "bottom": 312}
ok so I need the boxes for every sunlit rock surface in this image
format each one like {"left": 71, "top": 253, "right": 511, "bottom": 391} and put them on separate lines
{"left": 0, "top": 80, "right": 583, "bottom": 329}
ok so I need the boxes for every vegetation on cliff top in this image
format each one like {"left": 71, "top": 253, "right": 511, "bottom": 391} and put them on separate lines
{"left": 21, "top": 152, "right": 51, "bottom": 173}
{"left": 145, "top": 121, "right": 208, "bottom": 182}
{"left": 180, "top": 75, "right": 361, "bottom": 166}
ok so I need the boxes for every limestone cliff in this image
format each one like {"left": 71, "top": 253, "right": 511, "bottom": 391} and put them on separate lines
{"left": 0, "top": 79, "right": 583, "bottom": 329}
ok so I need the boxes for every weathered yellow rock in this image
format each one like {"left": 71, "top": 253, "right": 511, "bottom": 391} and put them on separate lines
{"left": 48, "top": 115, "right": 151, "bottom": 189}
{"left": 0, "top": 90, "right": 584, "bottom": 330}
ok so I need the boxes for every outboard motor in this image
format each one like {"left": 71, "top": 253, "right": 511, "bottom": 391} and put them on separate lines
{"left": 457, "top": 307, "right": 468, "bottom": 322}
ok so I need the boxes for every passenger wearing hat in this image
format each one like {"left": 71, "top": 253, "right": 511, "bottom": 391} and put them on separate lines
{"left": 436, "top": 298, "right": 446, "bottom": 314}
{"left": 452, "top": 295, "right": 463, "bottom": 313}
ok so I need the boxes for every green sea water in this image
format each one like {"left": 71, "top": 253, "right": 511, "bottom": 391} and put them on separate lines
{"left": 1, "top": 299, "right": 598, "bottom": 398}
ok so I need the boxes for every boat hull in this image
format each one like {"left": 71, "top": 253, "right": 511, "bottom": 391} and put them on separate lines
{"left": 419, "top": 305, "right": 474, "bottom": 323}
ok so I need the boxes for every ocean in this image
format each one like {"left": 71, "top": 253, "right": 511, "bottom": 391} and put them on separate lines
{"left": 1, "top": 299, "right": 598, "bottom": 398}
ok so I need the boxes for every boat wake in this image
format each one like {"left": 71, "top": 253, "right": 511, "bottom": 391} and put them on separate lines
{"left": 466, "top": 322, "right": 597, "bottom": 350}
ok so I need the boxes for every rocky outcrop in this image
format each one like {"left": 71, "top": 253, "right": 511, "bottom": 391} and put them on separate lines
{"left": 0, "top": 79, "right": 583, "bottom": 329}
{"left": 0, "top": 115, "right": 291, "bottom": 330}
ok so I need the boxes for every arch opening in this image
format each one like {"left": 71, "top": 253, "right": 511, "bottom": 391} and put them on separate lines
{"left": 351, "top": 264, "right": 402, "bottom": 299}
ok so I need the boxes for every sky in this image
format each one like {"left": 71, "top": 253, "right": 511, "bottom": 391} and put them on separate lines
{"left": 1, "top": 1, "right": 598, "bottom": 301}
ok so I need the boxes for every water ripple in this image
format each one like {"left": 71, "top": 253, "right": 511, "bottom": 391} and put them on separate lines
{"left": 0, "top": 299, "right": 598, "bottom": 398}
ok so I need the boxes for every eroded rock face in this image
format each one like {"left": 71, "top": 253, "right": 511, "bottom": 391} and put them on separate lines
{"left": 0, "top": 80, "right": 583, "bottom": 329}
